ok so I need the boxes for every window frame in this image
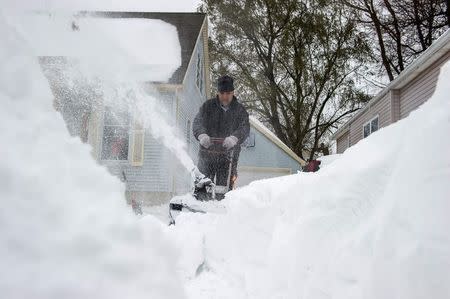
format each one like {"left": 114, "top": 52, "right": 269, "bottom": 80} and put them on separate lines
{"left": 362, "top": 115, "right": 379, "bottom": 139}
{"left": 100, "top": 106, "right": 132, "bottom": 162}
{"left": 242, "top": 131, "right": 256, "bottom": 148}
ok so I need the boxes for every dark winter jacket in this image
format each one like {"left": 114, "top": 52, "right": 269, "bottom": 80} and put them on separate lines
{"left": 193, "top": 96, "right": 249, "bottom": 142}
{"left": 193, "top": 95, "right": 250, "bottom": 156}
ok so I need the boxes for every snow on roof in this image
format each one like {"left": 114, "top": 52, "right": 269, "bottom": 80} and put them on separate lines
{"left": 87, "top": 11, "right": 207, "bottom": 84}
{"left": 249, "top": 115, "right": 306, "bottom": 166}
{"left": 12, "top": 13, "right": 181, "bottom": 82}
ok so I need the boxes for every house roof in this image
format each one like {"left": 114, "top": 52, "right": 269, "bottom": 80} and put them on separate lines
{"left": 331, "top": 28, "right": 450, "bottom": 140}
{"left": 249, "top": 116, "right": 306, "bottom": 166}
{"left": 78, "top": 11, "right": 207, "bottom": 84}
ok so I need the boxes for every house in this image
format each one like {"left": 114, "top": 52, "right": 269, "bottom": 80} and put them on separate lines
{"left": 39, "top": 11, "right": 304, "bottom": 206}
{"left": 237, "top": 116, "right": 305, "bottom": 187}
{"left": 39, "top": 11, "right": 209, "bottom": 205}
{"left": 332, "top": 29, "right": 450, "bottom": 154}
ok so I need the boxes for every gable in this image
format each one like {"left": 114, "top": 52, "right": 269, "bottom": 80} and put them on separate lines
{"left": 248, "top": 117, "right": 306, "bottom": 166}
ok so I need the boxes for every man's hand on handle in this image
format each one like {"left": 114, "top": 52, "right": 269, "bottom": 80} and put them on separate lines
{"left": 222, "top": 136, "right": 238, "bottom": 150}
{"left": 198, "top": 134, "right": 212, "bottom": 149}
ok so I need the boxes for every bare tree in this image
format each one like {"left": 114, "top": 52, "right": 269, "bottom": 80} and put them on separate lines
{"left": 203, "top": 0, "right": 371, "bottom": 160}
{"left": 343, "top": 0, "right": 449, "bottom": 81}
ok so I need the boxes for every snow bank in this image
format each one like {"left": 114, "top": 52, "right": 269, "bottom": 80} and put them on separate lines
{"left": 318, "top": 154, "right": 341, "bottom": 169}
{"left": 173, "top": 62, "right": 450, "bottom": 298}
{"left": 2, "top": 2, "right": 449, "bottom": 298}
{"left": 12, "top": 13, "right": 181, "bottom": 82}
{"left": 0, "top": 12, "right": 185, "bottom": 299}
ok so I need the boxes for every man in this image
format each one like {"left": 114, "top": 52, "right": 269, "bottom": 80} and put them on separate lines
{"left": 193, "top": 75, "right": 250, "bottom": 193}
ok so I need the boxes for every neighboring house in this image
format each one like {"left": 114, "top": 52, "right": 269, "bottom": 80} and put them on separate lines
{"left": 238, "top": 116, "right": 305, "bottom": 187}
{"left": 332, "top": 29, "right": 450, "bottom": 154}
{"left": 41, "top": 11, "right": 305, "bottom": 205}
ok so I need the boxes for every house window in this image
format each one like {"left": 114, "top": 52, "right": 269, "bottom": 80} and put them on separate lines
{"left": 363, "top": 116, "right": 379, "bottom": 138}
{"left": 371, "top": 117, "right": 378, "bottom": 132}
{"left": 101, "top": 106, "right": 130, "bottom": 160}
{"left": 242, "top": 132, "right": 256, "bottom": 148}
{"left": 363, "top": 123, "right": 370, "bottom": 138}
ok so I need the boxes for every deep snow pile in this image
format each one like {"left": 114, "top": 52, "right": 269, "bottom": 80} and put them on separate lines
{"left": 1, "top": 4, "right": 450, "bottom": 299}
{"left": 0, "top": 12, "right": 185, "bottom": 299}
{"left": 318, "top": 154, "right": 341, "bottom": 169}
{"left": 171, "top": 62, "right": 450, "bottom": 299}
{"left": 13, "top": 14, "right": 181, "bottom": 82}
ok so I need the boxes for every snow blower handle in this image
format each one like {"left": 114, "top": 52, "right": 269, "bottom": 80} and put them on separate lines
{"left": 200, "top": 137, "right": 233, "bottom": 156}
{"left": 209, "top": 137, "right": 226, "bottom": 144}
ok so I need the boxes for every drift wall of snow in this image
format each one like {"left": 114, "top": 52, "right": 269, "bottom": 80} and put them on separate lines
{"left": 0, "top": 11, "right": 185, "bottom": 299}
{"left": 175, "top": 62, "right": 450, "bottom": 299}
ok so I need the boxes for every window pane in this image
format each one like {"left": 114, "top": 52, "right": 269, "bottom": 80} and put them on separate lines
{"left": 371, "top": 117, "right": 379, "bottom": 133}
{"left": 363, "top": 123, "right": 370, "bottom": 138}
{"left": 242, "top": 132, "right": 256, "bottom": 148}
{"left": 101, "top": 126, "right": 129, "bottom": 160}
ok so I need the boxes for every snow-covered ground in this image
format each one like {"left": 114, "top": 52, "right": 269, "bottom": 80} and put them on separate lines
{"left": 167, "top": 63, "right": 450, "bottom": 298}
{"left": 318, "top": 154, "right": 341, "bottom": 168}
{"left": 1, "top": 4, "right": 450, "bottom": 299}
{"left": 142, "top": 203, "right": 171, "bottom": 223}
{"left": 0, "top": 10, "right": 186, "bottom": 299}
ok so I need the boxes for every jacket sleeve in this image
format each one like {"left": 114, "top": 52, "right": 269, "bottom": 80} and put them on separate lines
{"left": 232, "top": 106, "right": 250, "bottom": 144}
{"left": 193, "top": 102, "right": 208, "bottom": 140}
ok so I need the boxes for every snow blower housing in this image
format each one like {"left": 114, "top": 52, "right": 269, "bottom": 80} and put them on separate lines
{"left": 169, "top": 138, "right": 235, "bottom": 224}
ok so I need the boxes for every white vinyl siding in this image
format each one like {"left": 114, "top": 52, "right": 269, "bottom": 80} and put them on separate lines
{"left": 336, "top": 130, "right": 350, "bottom": 154}
{"left": 399, "top": 51, "right": 450, "bottom": 118}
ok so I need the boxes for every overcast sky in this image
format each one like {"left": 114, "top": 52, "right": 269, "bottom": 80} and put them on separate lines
{"left": 9, "top": 0, "right": 202, "bottom": 12}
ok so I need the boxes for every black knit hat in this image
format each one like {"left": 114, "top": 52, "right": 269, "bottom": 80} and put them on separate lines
{"left": 217, "top": 75, "right": 234, "bottom": 92}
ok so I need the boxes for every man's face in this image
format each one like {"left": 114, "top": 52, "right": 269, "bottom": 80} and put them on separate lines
{"left": 218, "top": 91, "right": 234, "bottom": 106}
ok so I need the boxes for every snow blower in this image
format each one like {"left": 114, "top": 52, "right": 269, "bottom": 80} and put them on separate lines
{"left": 169, "top": 138, "right": 234, "bottom": 225}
